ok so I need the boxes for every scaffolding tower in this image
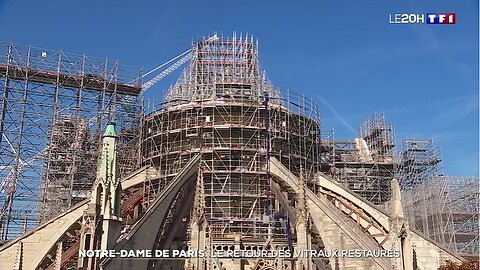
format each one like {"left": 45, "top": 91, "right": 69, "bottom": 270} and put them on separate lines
{"left": 445, "top": 176, "right": 479, "bottom": 258}
{"left": 400, "top": 175, "right": 479, "bottom": 259}
{"left": 395, "top": 139, "right": 480, "bottom": 257}
{"left": 397, "top": 139, "right": 442, "bottom": 189}
{"left": 321, "top": 113, "right": 396, "bottom": 205}
{"left": 0, "top": 43, "right": 143, "bottom": 241}
{"left": 37, "top": 116, "right": 92, "bottom": 221}
{"left": 358, "top": 112, "right": 396, "bottom": 162}
{"left": 141, "top": 34, "right": 321, "bottom": 245}
{"left": 397, "top": 139, "right": 442, "bottom": 235}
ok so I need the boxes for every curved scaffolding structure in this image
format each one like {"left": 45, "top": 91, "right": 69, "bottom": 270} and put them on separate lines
{"left": 141, "top": 35, "right": 321, "bottom": 246}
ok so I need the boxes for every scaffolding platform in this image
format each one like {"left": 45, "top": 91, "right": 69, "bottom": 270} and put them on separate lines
{"left": 0, "top": 64, "right": 141, "bottom": 95}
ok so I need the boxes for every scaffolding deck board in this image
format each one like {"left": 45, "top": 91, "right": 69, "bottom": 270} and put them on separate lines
{"left": 0, "top": 64, "right": 141, "bottom": 95}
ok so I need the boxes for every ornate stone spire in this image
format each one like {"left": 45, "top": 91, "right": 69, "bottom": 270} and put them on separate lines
{"left": 78, "top": 123, "right": 122, "bottom": 269}
{"left": 389, "top": 178, "right": 413, "bottom": 270}
{"left": 192, "top": 171, "right": 205, "bottom": 224}
{"left": 297, "top": 166, "right": 308, "bottom": 225}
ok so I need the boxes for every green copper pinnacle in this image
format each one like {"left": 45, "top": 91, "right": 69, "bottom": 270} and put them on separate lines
{"left": 103, "top": 122, "right": 118, "bottom": 138}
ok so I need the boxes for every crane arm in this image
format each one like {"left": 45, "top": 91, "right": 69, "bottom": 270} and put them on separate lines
{"left": 141, "top": 52, "right": 192, "bottom": 92}
{"left": 141, "top": 34, "right": 219, "bottom": 93}
{"left": 142, "top": 49, "right": 191, "bottom": 79}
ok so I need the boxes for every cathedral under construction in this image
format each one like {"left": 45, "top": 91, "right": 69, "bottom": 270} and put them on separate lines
{"left": 0, "top": 34, "right": 477, "bottom": 270}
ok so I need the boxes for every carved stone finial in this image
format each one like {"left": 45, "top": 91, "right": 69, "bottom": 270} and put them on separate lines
{"left": 390, "top": 178, "right": 404, "bottom": 218}
{"left": 192, "top": 171, "right": 205, "bottom": 223}
{"left": 297, "top": 166, "right": 308, "bottom": 225}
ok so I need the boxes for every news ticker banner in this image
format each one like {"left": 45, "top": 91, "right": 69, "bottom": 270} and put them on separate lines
{"left": 79, "top": 249, "right": 401, "bottom": 259}
{"left": 389, "top": 13, "right": 456, "bottom": 24}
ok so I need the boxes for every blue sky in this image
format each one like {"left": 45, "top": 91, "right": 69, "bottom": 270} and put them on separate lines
{"left": 0, "top": 0, "right": 478, "bottom": 176}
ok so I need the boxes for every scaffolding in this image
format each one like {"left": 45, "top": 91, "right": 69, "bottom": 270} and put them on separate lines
{"left": 445, "top": 177, "right": 479, "bottom": 258}
{"left": 37, "top": 116, "right": 92, "bottom": 221}
{"left": 321, "top": 113, "right": 396, "bottom": 205}
{"left": 400, "top": 176, "right": 479, "bottom": 259}
{"left": 141, "top": 34, "right": 321, "bottom": 243}
{"left": 397, "top": 139, "right": 442, "bottom": 189}
{"left": 0, "top": 43, "right": 142, "bottom": 241}
{"left": 0, "top": 34, "right": 474, "bottom": 263}
{"left": 396, "top": 139, "right": 479, "bottom": 258}
{"left": 397, "top": 139, "right": 442, "bottom": 236}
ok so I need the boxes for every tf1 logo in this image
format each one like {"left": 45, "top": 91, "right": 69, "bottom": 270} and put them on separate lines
{"left": 389, "top": 13, "right": 456, "bottom": 24}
